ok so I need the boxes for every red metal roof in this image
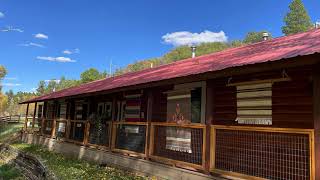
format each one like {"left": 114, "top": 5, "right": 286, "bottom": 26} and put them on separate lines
{"left": 23, "top": 29, "right": 320, "bottom": 103}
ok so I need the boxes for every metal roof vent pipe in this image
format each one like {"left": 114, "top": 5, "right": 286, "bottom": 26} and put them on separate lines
{"left": 191, "top": 46, "right": 197, "bottom": 58}
{"left": 262, "top": 32, "right": 269, "bottom": 41}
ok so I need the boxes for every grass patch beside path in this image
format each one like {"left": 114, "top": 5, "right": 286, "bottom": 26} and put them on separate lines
{"left": 12, "top": 143, "right": 147, "bottom": 180}
{"left": 0, "top": 163, "right": 23, "bottom": 180}
{"left": 0, "top": 122, "right": 24, "bottom": 179}
{"left": 0, "top": 122, "right": 23, "bottom": 142}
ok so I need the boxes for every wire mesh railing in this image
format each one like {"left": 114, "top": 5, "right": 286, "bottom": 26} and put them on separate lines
{"left": 112, "top": 122, "right": 147, "bottom": 157}
{"left": 68, "top": 120, "right": 86, "bottom": 143}
{"left": 54, "top": 120, "right": 68, "bottom": 138}
{"left": 211, "top": 125, "right": 314, "bottom": 180}
{"left": 87, "top": 121, "right": 112, "bottom": 148}
{"left": 42, "top": 119, "right": 54, "bottom": 136}
{"left": 149, "top": 122, "right": 206, "bottom": 170}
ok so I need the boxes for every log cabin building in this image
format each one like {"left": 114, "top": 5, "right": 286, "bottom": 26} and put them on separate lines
{"left": 21, "top": 29, "right": 320, "bottom": 180}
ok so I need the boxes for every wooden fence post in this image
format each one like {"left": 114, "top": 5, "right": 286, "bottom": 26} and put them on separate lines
{"left": 24, "top": 103, "right": 30, "bottom": 131}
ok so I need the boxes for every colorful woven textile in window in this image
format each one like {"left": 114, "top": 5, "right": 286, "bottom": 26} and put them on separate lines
{"left": 124, "top": 94, "right": 142, "bottom": 122}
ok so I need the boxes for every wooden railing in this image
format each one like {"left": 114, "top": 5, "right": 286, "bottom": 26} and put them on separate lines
{"left": 68, "top": 120, "right": 87, "bottom": 143}
{"left": 111, "top": 122, "right": 148, "bottom": 157}
{"left": 54, "top": 119, "right": 68, "bottom": 139}
{"left": 87, "top": 121, "right": 112, "bottom": 149}
{"left": 0, "top": 115, "right": 22, "bottom": 123}
{"left": 149, "top": 122, "right": 206, "bottom": 170}
{"left": 210, "top": 125, "right": 315, "bottom": 180}
{"left": 42, "top": 119, "right": 54, "bottom": 136}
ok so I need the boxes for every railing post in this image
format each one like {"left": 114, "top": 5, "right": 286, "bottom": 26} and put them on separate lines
{"left": 313, "top": 64, "right": 320, "bottom": 180}
{"left": 66, "top": 102, "right": 71, "bottom": 139}
{"left": 32, "top": 102, "right": 37, "bottom": 132}
{"left": 51, "top": 103, "right": 57, "bottom": 138}
{"left": 83, "top": 121, "right": 90, "bottom": 145}
{"left": 24, "top": 103, "right": 30, "bottom": 132}
{"left": 145, "top": 90, "right": 153, "bottom": 159}
{"left": 205, "top": 83, "right": 214, "bottom": 173}
{"left": 110, "top": 97, "right": 117, "bottom": 149}
{"left": 41, "top": 118, "right": 45, "bottom": 135}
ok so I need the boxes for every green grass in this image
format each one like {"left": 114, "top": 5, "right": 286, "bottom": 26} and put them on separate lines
{"left": 12, "top": 143, "right": 147, "bottom": 180}
{"left": 0, "top": 123, "right": 148, "bottom": 179}
{"left": 0, "top": 145, "right": 23, "bottom": 180}
{"left": 0, "top": 163, "right": 23, "bottom": 180}
{"left": 0, "top": 123, "right": 24, "bottom": 142}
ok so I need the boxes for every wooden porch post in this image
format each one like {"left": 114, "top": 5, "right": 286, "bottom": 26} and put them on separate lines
{"left": 110, "top": 96, "right": 117, "bottom": 148}
{"left": 313, "top": 65, "right": 320, "bottom": 179}
{"left": 51, "top": 102, "right": 57, "bottom": 138}
{"left": 66, "top": 101, "right": 71, "bottom": 139}
{"left": 24, "top": 103, "right": 30, "bottom": 131}
{"left": 205, "top": 82, "right": 214, "bottom": 174}
{"left": 145, "top": 90, "right": 153, "bottom": 159}
{"left": 41, "top": 102, "right": 47, "bottom": 135}
{"left": 32, "top": 102, "right": 37, "bottom": 131}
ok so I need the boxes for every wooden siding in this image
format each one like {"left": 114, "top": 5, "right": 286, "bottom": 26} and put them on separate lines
{"left": 211, "top": 67, "right": 313, "bottom": 129}
{"left": 151, "top": 86, "right": 173, "bottom": 122}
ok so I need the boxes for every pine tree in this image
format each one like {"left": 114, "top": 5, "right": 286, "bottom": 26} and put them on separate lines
{"left": 282, "top": 0, "right": 313, "bottom": 35}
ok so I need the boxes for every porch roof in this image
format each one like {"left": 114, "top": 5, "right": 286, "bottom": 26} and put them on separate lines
{"left": 22, "top": 29, "right": 320, "bottom": 104}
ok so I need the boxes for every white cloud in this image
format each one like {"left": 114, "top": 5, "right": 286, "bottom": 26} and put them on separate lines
{"left": 19, "top": 42, "right": 45, "bottom": 48}
{"left": 3, "top": 77, "right": 17, "bottom": 80}
{"left": 44, "top": 79, "right": 61, "bottom": 83}
{"left": 162, "top": 30, "right": 228, "bottom": 46}
{"left": 0, "top": 83, "right": 21, "bottom": 87}
{"left": 62, "top": 50, "right": 72, "bottom": 55}
{"left": 0, "top": 12, "right": 4, "bottom": 18}
{"left": 62, "top": 48, "right": 80, "bottom": 55}
{"left": 1, "top": 26, "right": 23, "bottom": 33}
{"left": 34, "top": 33, "right": 48, "bottom": 39}
{"left": 36, "top": 56, "right": 76, "bottom": 63}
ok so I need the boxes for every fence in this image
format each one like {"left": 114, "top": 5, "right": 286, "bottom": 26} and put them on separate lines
{"left": 0, "top": 115, "right": 22, "bottom": 123}
{"left": 111, "top": 122, "right": 148, "bottom": 157}
{"left": 210, "top": 125, "right": 314, "bottom": 180}
{"left": 149, "top": 122, "right": 206, "bottom": 170}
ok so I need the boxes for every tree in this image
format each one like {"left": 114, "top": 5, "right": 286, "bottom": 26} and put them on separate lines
{"left": 36, "top": 80, "right": 46, "bottom": 95}
{"left": 0, "top": 65, "right": 7, "bottom": 91}
{"left": 56, "top": 76, "right": 79, "bottom": 91}
{"left": 80, "top": 68, "right": 106, "bottom": 83}
{"left": 243, "top": 31, "right": 272, "bottom": 44}
{"left": 282, "top": 0, "right": 313, "bottom": 35}
{"left": 0, "top": 65, "right": 6, "bottom": 79}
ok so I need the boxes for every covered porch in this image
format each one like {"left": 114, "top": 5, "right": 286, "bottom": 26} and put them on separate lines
{"left": 21, "top": 63, "right": 318, "bottom": 180}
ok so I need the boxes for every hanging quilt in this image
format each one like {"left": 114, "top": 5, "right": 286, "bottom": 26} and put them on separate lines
{"left": 166, "top": 90, "right": 192, "bottom": 153}
{"left": 124, "top": 93, "right": 142, "bottom": 122}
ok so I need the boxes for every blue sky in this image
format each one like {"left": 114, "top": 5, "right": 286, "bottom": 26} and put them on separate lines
{"left": 0, "top": 0, "right": 319, "bottom": 93}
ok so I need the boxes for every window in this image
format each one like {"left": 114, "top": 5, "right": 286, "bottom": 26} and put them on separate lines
{"left": 97, "top": 102, "right": 112, "bottom": 121}
{"left": 235, "top": 83, "right": 272, "bottom": 125}
{"left": 75, "top": 101, "right": 88, "bottom": 121}
{"left": 166, "top": 82, "right": 206, "bottom": 124}
{"left": 56, "top": 102, "right": 67, "bottom": 120}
